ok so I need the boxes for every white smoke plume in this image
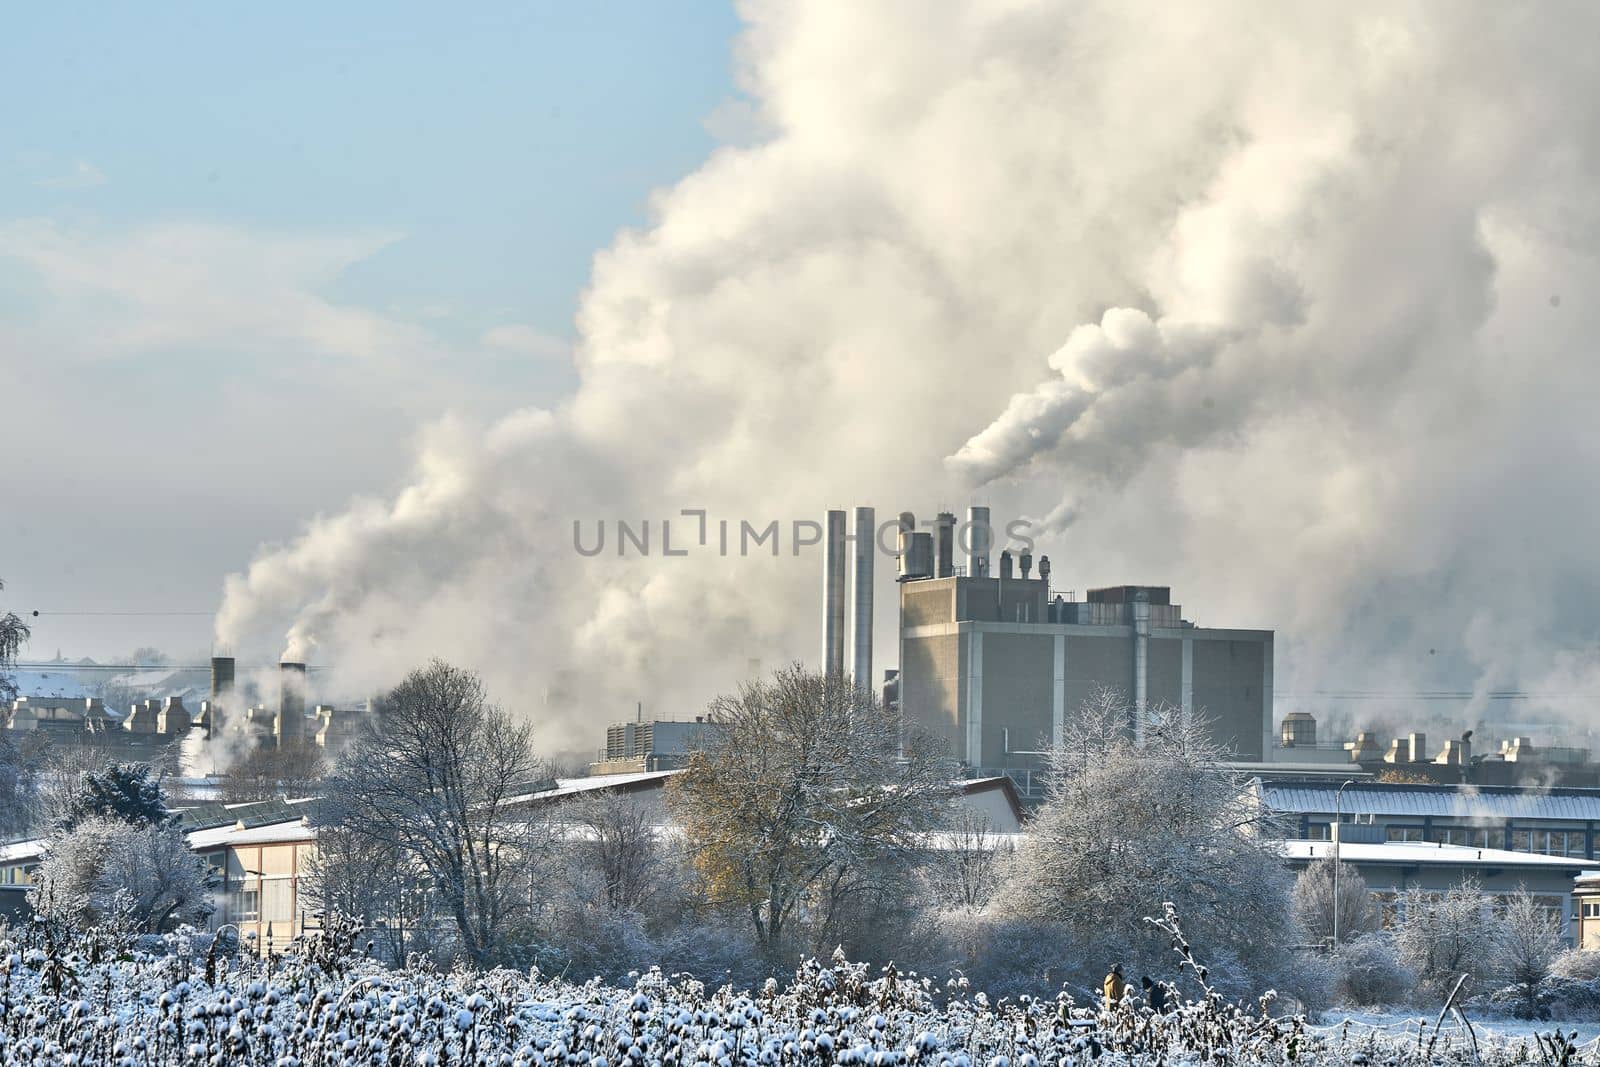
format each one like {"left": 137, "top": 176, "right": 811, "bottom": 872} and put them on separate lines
{"left": 217, "top": 1, "right": 1600, "bottom": 753}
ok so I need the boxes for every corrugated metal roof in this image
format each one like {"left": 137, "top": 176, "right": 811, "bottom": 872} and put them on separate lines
{"left": 1256, "top": 780, "right": 1600, "bottom": 821}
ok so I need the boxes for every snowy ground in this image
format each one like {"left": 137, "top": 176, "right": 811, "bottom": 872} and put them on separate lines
{"left": 1316, "top": 1008, "right": 1600, "bottom": 1045}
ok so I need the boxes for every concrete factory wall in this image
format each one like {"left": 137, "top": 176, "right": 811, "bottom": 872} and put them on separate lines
{"left": 898, "top": 577, "right": 1273, "bottom": 767}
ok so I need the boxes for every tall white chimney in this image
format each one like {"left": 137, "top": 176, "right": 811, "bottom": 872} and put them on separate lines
{"left": 851, "top": 506, "right": 874, "bottom": 689}
{"left": 823, "top": 509, "right": 847, "bottom": 677}
{"left": 966, "top": 505, "right": 991, "bottom": 577}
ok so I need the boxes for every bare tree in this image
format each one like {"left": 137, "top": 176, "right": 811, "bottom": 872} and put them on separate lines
{"left": 559, "top": 792, "right": 670, "bottom": 913}
{"left": 920, "top": 807, "right": 1008, "bottom": 911}
{"left": 0, "top": 578, "right": 29, "bottom": 704}
{"left": 320, "top": 660, "right": 548, "bottom": 967}
{"left": 220, "top": 742, "right": 329, "bottom": 803}
{"left": 0, "top": 731, "right": 47, "bottom": 837}
{"left": 1498, "top": 888, "right": 1563, "bottom": 1018}
{"left": 994, "top": 690, "right": 1295, "bottom": 996}
{"left": 300, "top": 824, "right": 430, "bottom": 965}
{"left": 667, "top": 664, "right": 953, "bottom": 956}
{"left": 1292, "top": 858, "right": 1381, "bottom": 947}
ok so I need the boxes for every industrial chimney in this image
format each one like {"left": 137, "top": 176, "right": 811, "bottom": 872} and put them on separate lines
{"left": 1039, "top": 555, "right": 1051, "bottom": 588}
{"left": 934, "top": 512, "right": 956, "bottom": 578}
{"left": 823, "top": 510, "right": 848, "bottom": 677}
{"left": 895, "top": 511, "right": 915, "bottom": 579}
{"left": 999, "top": 550, "right": 1014, "bottom": 579}
{"left": 209, "top": 655, "right": 235, "bottom": 733}
{"left": 1020, "top": 550, "right": 1033, "bottom": 579}
{"left": 906, "top": 531, "right": 933, "bottom": 580}
{"left": 966, "top": 505, "right": 991, "bottom": 578}
{"left": 277, "top": 661, "right": 308, "bottom": 745}
{"left": 851, "top": 506, "right": 874, "bottom": 689}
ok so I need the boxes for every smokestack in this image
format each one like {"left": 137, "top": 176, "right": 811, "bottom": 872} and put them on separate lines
{"left": 277, "top": 661, "right": 308, "bottom": 744}
{"left": 823, "top": 510, "right": 847, "bottom": 677}
{"left": 1038, "top": 555, "right": 1051, "bottom": 588}
{"left": 1020, "top": 551, "right": 1033, "bottom": 579}
{"left": 935, "top": 512, "right": 956, "bottom": 578}
{"left": 851, "top": 506, "right": 874, "bottom": 689}
{"left": 966, "top": 505, "right": 991, "bottom": 577}
{"left": 209, "top": 656, "right": 235, "bottom": 733}
{"left": 906, "top": 531, "right": 933, "bottom": 579}
{"left": 999, "top": 549, "right": 1014, "bottom": 579}
{"left": 895, "top": 511, "right": 915, "bottom": 579}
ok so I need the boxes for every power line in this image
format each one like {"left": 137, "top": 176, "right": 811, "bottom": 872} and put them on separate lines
{"left": 13, "top": 661, "right": 332, "bottom": 672}
{"left": 27, "top": 611, "right": 214, "bottom": 617}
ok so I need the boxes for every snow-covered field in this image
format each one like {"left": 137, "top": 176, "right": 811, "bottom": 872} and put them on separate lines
{"left": 1318, "top": 1008, "right": 1600, "bottom": 1045}
{"left": 2, "top": 929, "right": 1597, "bottom": 1066}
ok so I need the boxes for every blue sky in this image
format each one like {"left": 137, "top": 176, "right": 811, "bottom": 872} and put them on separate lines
{"left": 5, "top": 3, "right": 738, "bottom": 343}
{"left": 1, "top": 3, "right": 741, "bottom": 658}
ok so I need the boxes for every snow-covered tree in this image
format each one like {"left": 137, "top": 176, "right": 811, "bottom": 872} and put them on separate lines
{"left": 1497, "top": 888, "right": 1563, "bottom": 1017}
{"left": 668, "top": 664, "right": 953, "bottom": 956}
{"left": 321, "top": 659, "right": 550, "bottom": 968}
{"left": 1394, "top": 881, "right": 1500, "bottom": 999}
{"left": 29, "top": 816, "right": 211, "bottom": 934}
{"left": 1292, "top": 858, "right": 1381, "bottom": 947}
{"left": 55, "top": 761, "right": 173, "bottom": 832}
{"left": 993, "top": 690, "right": 1295, "bottom": 995}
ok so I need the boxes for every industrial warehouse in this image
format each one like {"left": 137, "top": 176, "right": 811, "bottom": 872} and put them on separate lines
{"left": 817, "top": 505, "right": 1273, "bottom": 800}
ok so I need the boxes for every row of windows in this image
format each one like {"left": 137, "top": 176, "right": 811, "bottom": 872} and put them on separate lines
{"left": 1303, "top": 822, "right": 1591, "bottom": 857}
{"left": 1373, "top": 890, "right": 1566, "bottom": 928}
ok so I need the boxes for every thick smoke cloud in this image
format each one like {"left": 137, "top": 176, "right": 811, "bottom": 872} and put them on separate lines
{"left": 218, "top": 0, "right": 1600, "bottom": 752}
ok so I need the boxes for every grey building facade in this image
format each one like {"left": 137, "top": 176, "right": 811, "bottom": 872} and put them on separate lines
{"left": 898, "top": 577, "right": 1273, "bottom": 776}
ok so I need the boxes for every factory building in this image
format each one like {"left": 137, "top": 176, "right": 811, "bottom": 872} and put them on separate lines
{"left": 842, "top": 506, "right": 1275, "bottom": 790}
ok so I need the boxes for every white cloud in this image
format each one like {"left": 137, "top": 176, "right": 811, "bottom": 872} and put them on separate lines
{"left": 35, "top": 160, "right": 107, "bottom": 190}
{"left": 481, "top": 324, "right": 571, "bottom": 362}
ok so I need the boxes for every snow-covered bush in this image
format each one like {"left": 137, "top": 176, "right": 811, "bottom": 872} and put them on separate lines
{"left": 1330, "top": 933, "right": 1415, "bottom": 1006}
{"left": 1552, "top": 948, "right": 1600, "bottom": 981}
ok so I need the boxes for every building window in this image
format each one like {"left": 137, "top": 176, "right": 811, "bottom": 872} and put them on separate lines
{"left": 234, "top": 887, "right": 260, "bottom": 922}
{"left": 1428, "top": 827, "right": 1493, "bottom": 849}
{"left": 1582, "top": 902, "right": 1600, "bottom": 919}
{"left": 1512, "top": 829, "right": 1588, "bottom": 857}
{"left": 1305, "top": 823, "right": 1331, "bottom": 841}
{"left": 1386, "top": 826, "right": 1424, "bottom": 842}
{"left": 262, "top": 879, "right": 295, "bottom": 924}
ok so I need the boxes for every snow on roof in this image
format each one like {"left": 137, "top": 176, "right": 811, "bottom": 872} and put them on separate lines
{"left": 505, "top": 769, "right": 681, "bottom": 806}
{"left": 1255, "top": 779, "right": 1600, "bottom": 822}
{"left": 186, "top": 818, "right": 314, "bottom": 851}
{"left": 1279, "top": 838, "right": 1600, "bottom": 869}
{"left": 0, "top": 839, "right": 44, "bottom": 865}
{"left": 9, "top": 671, "right": 96, "bottom": 701}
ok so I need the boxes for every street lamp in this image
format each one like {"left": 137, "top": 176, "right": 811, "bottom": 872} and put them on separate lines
{"left": 1333, "top": 778, "right": 1355, "bottom": 947}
